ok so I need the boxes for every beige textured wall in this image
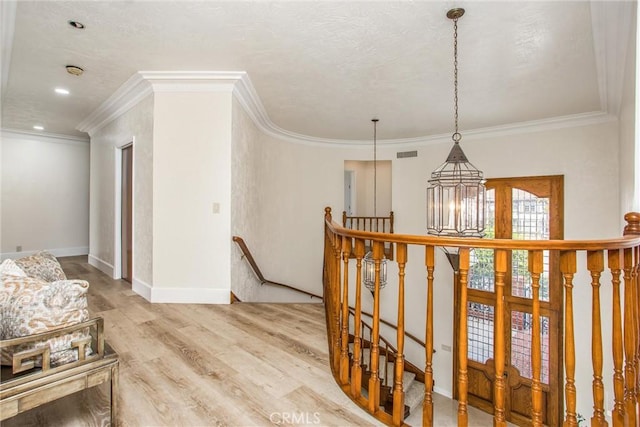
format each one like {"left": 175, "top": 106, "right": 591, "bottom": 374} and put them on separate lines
{"left": 89, "top": 94, "right": 154, "bottom": 286}
{"left": 230, "top": 98, "right": 263, "bottom": 301}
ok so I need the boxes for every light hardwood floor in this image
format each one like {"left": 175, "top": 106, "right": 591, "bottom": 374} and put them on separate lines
{"left": 3, "top": 256, "right": 495, "bottom": 427}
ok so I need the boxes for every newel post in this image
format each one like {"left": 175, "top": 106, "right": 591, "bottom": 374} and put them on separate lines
{"left": 623, "top": 212, "right": 640, "bottom": 236}
{"left": 622, "top": 212, "right": 640, "bottom": 425}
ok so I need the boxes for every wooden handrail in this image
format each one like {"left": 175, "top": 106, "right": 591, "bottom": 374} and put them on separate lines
{"left": 322, "top": 206, "right": 640, "bottom": 427}
{"left": 232, "top": 236, "right": 323, "bottom": 300}
{"left": 328, "top": 207, "right": 640, "bottom": 251}
{"left": 233, "top": 235, "right": 425, "bottom": 354}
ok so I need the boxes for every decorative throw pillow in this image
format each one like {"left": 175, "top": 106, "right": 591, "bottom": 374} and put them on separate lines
{"left": 14, "top": 251, "right": 67, "bottom": 282}
{"left": 0, "top": 274, "right": 90, "bottom": 367}
{"left": 0, "top": 259, "right": 27, "bottom": 277}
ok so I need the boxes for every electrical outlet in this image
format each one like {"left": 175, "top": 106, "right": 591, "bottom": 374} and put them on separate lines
{"left": 441, "top": 344, "right": 452, "bottom": 352}
{"left": 212, "top": 202, "right": 220, "bottom": 214}
{"left": 16, "top": 245, "right": 22, "bottom": 252}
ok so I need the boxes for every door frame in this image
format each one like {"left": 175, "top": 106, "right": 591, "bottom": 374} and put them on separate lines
{"left": 344, "top": 169, "right": 356, "bottom": 216}
{"left": 452, "top": 174, "right": 564, "bottom": 426}
{"left": 114, "top": 138, "right": 135, "bottom": 281}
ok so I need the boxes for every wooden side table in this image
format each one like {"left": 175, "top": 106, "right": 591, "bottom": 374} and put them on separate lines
{"left": 1, "top": 318, "right": 119, "bottom": 425}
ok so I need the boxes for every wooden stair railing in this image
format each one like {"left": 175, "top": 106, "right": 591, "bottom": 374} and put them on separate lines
{"left": 233, "top": 234, "right": 428, "bottom": 352}
{"left": 233, "top": 234, "right": 426, "bottom": 418}
{"left": 232, "top": 236, "right": 323, "bottom": 300}
{"left": 343, "top": 211, "right": 395, "bottom": 260}
{"left": 349, "top": 312, "right": 426, "bottom": 419}
{"left": 324, "top": 207, "right": 640, "bottom": 427}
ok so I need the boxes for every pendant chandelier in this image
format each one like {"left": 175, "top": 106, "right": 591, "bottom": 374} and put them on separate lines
{"left": 363, "top": 119, "right": 387, "bottom": 292}
{"left": 426, "top": 8, "right": 486, "bottom": 238}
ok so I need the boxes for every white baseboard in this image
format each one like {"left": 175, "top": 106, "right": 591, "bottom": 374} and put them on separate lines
{"left": 132, "top": 278, "right": 152, "bottom": 301}
{"left": 88, "top": 254, "right": 114, "bottom": 277}
{"left": 50, "top": 246, "right": 90, "bottom": 257}
{"left": 149, "top": 287, "right": 230, "bottom": 304}
{"left": 1, "top": 246, "right": 89, "bottom": 261}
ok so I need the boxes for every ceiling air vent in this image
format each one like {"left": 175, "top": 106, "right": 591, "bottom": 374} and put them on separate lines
{"left": 396, "top": 150, "right": 417, "bottom": 159}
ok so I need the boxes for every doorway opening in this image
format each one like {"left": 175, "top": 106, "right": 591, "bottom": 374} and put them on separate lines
{"left": 115, "top": 142, "right": 133, "bottom": 283}
{"left": 121, "top": 145, "right": 133, "bottom": 283}
{"left": 343, "top": 160, "right": 392, "bottom": 216}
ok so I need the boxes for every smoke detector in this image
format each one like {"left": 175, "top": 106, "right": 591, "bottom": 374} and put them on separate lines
{"left": 66, "top": 65, "right": 84, "bottom": 76}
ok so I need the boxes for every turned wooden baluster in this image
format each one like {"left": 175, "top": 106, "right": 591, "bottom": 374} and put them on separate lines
{"left": 561, "top": 250, "right": 578, "bottom": 427}
{"left": 624, "top": 212, "right": 640, "bottom": 421}
{"left": 457, "top": 247, "right": 470, "bottom": 427}
{"left": 340, "top": 237, "right": 351, "bottom": 385}
{"left": 529, "top": 250, "right": 544, "bottom": 427}
{"left": 609, "top": 249, "right": 626, "bottom": 427}
{"left": 588, "top": 250, "right": 608, "bottom": 427}
{"left": 493, "top": 249, "right": 508, "bottom": 427}
{"left": 623, "top": 247, "right": 638, "bottom": 427}
{"left": 392, "top": 243, "right": 407, "bottom": 426}
{"left": 368, "top": 241, "right": 384, "bottom": 413}
{"left": 423, "top": 245, "right": 435, "bottom": 427}
{"left": 351, "top": 239, "right": 365, "bottom": 398}
{"left": 635, "top": 245, "right": 640, "bottom": 421}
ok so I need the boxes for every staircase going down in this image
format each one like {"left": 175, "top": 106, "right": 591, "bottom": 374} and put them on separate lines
{"left": 348, "top": 339, "right": 425, "bottom": 422}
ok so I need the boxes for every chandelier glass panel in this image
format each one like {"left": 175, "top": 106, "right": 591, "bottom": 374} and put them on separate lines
{"left": 426, "top": 8, "right": 486, "bottom": 238}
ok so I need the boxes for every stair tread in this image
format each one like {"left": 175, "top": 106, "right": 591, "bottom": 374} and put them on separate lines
{"left": 404, "top": 381, "right": 424, "bottom": 411}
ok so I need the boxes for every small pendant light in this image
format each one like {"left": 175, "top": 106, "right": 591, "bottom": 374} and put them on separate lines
{"left": 363, "top": 119, "right": 387, "bottom": 292}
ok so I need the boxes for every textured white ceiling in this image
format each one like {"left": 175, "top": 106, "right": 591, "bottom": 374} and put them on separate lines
{"left": 0, "top": 1, "right": 634, "bottom": 142}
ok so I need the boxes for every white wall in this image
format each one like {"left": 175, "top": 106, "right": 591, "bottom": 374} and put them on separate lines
{"left": 620, "top": 4, "right": 638, "bottom": 216}
{"left": 1, "top": 130, "right": 89, "bottom": 259}
{"left": 89, "top": 94, "right": 154, "bottom": 287}
{"left": 151, "top": 90, "right": 232, "bottom": 303}
{"left": 344, "top": 160, "right": 392, "bottom": 217}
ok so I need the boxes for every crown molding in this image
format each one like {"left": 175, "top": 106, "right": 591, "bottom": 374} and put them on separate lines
{"left": 245, "top": 110, "right": 616, "bottom": 149}
{"left": 1, "top": 128, "right": 89, "bottom": 145}
{"left": 76, "top": 71, "right": 252, "bottom": 135}
{"left": 139, "top": 70, "right": 243, "bottom": 93}
{"left": 76, "top": 70, "right": 618, "bottom": 147}
{"left": 76, "top": 73, "right": 152, "bottom": 135}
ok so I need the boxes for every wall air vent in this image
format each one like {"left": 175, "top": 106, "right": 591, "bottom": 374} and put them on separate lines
{"left": 396, "top": 150, "right": 418, "bottom": 159}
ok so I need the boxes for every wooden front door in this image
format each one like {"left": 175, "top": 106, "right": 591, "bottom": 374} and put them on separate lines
{"left": 455, "top": 175, "right": 564, "bottom": 426}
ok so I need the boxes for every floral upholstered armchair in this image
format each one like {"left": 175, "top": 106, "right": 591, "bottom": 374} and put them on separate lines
{"left": 0, "top": 251, "right": 91, "bottom": 366}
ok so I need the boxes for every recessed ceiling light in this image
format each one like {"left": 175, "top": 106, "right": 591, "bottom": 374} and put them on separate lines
{"left": 55, "top": 88, "right": 70, "bottom": 95}
{"left": 65, "top": 65, "right": 84, "bottom": 76}
{"left": 68, "top": 20, "right": 85, "bottom": 29}
{"left": 33, "top": 125, "right": 44, "bottom": 131}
